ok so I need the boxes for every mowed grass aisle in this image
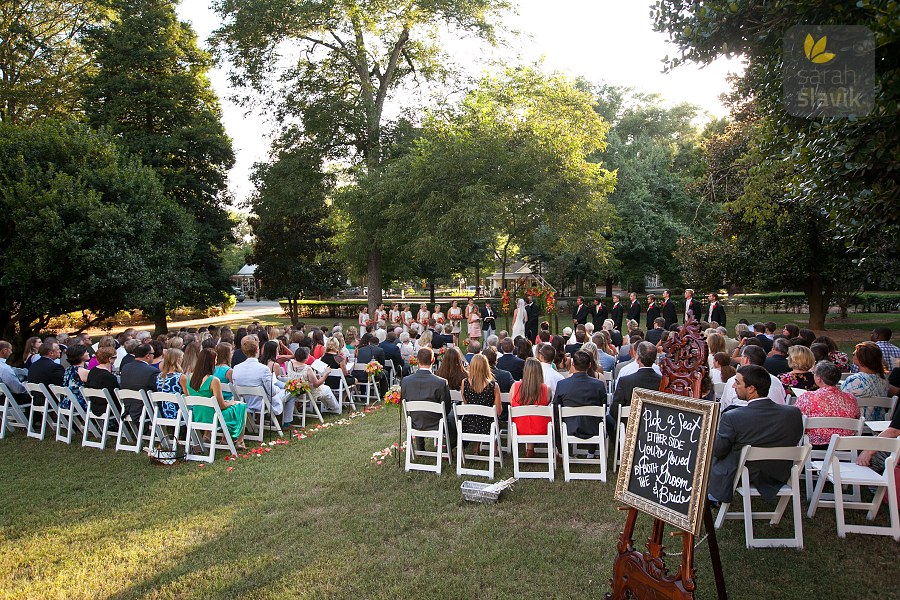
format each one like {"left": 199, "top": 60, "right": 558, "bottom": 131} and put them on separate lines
{"left": 0, "top": 406, "right": 892, "bottom": 599}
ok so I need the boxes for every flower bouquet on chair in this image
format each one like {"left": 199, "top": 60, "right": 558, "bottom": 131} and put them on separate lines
{"left": 383, "top": 384, "right": 401, "bottom": 406}
{"left": 365, "top": 360, "right": 384, "bottom": 379}
{"left": 285, "top": 378, "right": 311, "bottom": 398}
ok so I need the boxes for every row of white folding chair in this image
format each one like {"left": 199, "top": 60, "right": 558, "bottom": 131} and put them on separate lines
{"left": 802, "top": 416, "right": 865, "bottom": 500}
{"left": 856, "top": 395, "right": 897, "bottom": 421}
{"left": 0, "top": 382, "right": 30, "bottom": 439}
{"left": 454, "top": 404, "right": 503, "bottom": 480}
{"left": 714, "top": 444, "right": 811, "bottom": 549}
{"left": 807, "top": 434, "right": 900, "bottom": 541}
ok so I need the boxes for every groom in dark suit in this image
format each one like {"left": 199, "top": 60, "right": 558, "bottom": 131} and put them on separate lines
{"left": 524, "top": 295, "right": 539, "bottom": 341}
{"left": 400, "top": 347, "right": 456, "bottom": 450}
{"left": 707, "top": 365, "right": 803, "bottom": 504}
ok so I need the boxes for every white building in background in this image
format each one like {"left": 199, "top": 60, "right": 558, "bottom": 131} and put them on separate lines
{"left": 232, "top": 264, "right": 257, "bottom": 294}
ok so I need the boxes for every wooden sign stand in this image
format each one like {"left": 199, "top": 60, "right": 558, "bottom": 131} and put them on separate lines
{"left": 607, "top": 313, "right": 727, "bottom": 599}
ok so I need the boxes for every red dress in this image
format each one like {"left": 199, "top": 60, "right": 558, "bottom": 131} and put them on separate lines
{"left": 510, "top": 382, "right": 551, "bottom": 435}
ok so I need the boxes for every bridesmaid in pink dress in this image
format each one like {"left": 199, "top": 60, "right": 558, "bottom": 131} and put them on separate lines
{"left": 468, "top": 305, "right": 482, "bottom": 341}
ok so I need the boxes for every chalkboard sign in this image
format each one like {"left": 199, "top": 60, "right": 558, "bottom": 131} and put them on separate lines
{"left": 614, "top": 388, "right": 720, "bottom": 535}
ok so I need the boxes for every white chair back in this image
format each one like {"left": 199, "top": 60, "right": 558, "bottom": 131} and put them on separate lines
{"left": 559, "top": 405, "right": 607, "bottom": 482}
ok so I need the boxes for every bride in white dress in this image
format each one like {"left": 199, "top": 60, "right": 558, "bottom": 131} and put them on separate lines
{"left": 511, "top": 298, "right": 526, "bottom": 339}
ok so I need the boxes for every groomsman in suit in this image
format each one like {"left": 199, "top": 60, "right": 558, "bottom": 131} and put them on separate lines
{"left": 611, "top": 294, "right": 624, "bottom": 331}
{"left": 482, "top": 300, "right": 497, "bottom": 344}
{"left": 626, "top": 292, "right": 641, "bottom": 323}
{"left": 707, "top": 292, "right": 727, "bottom": 327}
{"left": 645, "top": 294, "right": 660, "bottom": 331}
{"left": 591, "top": 297, "right": 608, "bottom": 326}
{"left": 661, "top": 289, "right": 678, "bottom": 329}
{"left": 684, "top": 288, "right": 703, "bottom": 323}
{"left": 524, "top": 295, "right": 539, "bottom": 341}
{"left": 572, "top": 296, "right": 589, "bottom": 326}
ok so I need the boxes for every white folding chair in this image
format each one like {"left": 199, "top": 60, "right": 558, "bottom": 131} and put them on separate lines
{"left": 559, "top": 406, "right": 608, "bottom": 482}
{"left": 613, "top": 405, "right": 631, "bottom": 472}
{"left": 25, "top": 382, "right": 58, "bottom": 441}
{"left": 403, "top": 400, "right": 452, "bottom": 474}
{"left": 856, "top": 396, "right": 898, "bottom": 421}
{"left": 49, "top": 384, "right": 96, "bottom": 445}
{"left": 352, "top": 369, "right": 378, "bottom": 406}
{"left": 450, "top": 390, "right": 463, "bottom": 404}
{"left": 232, "top": 385, "right": 284, "bottom": 441}
{"left": 509, "top": 404, "right": 555, "bottom": 480}
{"left": 714, "top": 382, "right": 725, "bottom": 400}
{"left": 807, "top": 435, "right": 900, "bottom": 541}
{"left": 148, "top": 391, "right": 187, "bottom": 451}
{"left": 183, "top": 394, "right": 238, "bottom": 462}
{"left": 80, "top": 388, "right": 131, "bottom": 450}
{"left": 455, "top": 404, "right": 503, "bottom": 479}
{"left": 113, "top": 388, "right": 154, "bottom": 453}
{"left": 385, "top": 359, "right": 398, "bottom": 386}
{"left": 498, "top": 392, "right": 511, "bottom": 452}
{"left": 0, "top": 382, "right": 31, "bottom": 439}
{"left": 328, "top": 370, "right": 357, "bottom": 412}
{"left": 714, "top": 444, "right": 811, "bottom": 549}
{"left": 298, "top": 390, "right": 325, "bottom": 428}
{"left": 802, "top": 416, "right": 865, "bottom": 500}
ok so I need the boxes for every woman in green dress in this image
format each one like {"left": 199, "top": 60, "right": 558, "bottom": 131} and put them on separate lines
{"left": 181, "top": 348, "right": 247, "bottom": 451}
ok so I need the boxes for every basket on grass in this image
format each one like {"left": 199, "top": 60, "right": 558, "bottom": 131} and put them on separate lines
{"left": 461, "top": 478, "right": 517, "bottom": 504}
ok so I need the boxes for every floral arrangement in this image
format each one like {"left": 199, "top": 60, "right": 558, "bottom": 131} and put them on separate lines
{"left": 501, "top": 288, "right": 510, "bottom": 314}
{"left": 284, "top": 378, "right": 311, "bottom": 397}
{"left": 383, "top": 384, "right": 401, "bottom": 405}
{"left": 436, "top": 317, "right": 444, "bottom": 324}
{"left": 408, "top": 356, "right": 418, "bottom": 367}
{"left": 365, "top": 360, "right": 384, "bottom": 378}
{"left": 546, "top": 289, "right": 556, "bottom": 314}
{"left": 462, "top": 339, "right": 470, "bottom": 348}
{"left": 434, "top": 347, "right": 447, "bottom": 361}
{"left": 449, "top": 311, "right": 462, "bottom": 321}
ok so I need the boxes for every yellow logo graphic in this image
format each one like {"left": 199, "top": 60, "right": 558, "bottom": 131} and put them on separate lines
{"left": 804, "top": 34, "right": 836, "bottom": 64}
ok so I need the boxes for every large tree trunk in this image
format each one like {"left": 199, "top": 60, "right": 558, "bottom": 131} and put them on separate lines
{"left": 605, "top": 276, "right": 613, "bottom": 299}
{"left": 429, "top": 280, "right": 435, "bottom": 304}
{"left": 475, "top": 265, "right": 481, "bottom": 297}
{"left": 367, "top": 249, "right": 382, "bottom": 316}
{"left": 805, "top": 275, "right": 832, "bottom": 331}
{"left": 151, "top": 305, "right": 168, "bottom": 336}
{"left": 501, "top": 239, "right": 510, "bottom": 291}
{"left": 575, "top": 273, "right": 584, "bottom": 297}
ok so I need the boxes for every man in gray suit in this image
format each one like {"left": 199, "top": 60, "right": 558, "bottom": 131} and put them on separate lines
{"left": 401, "top": 347, "right": 456, "bottom": 451}
{"left": 707, "top": 364, "right": 804, "bottom": 504}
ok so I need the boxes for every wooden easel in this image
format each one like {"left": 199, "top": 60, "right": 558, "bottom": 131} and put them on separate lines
{"left": 606, "top": 312, "right": 726, "bottom": 599}
{"left": 606, "top": 504, "right": 726, "bottom": 599}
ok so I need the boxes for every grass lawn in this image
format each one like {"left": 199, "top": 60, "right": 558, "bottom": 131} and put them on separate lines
{"left": 0, "top": 405, "right": 894, "bottom": 599}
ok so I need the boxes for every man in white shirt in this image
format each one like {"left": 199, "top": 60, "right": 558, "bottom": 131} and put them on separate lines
{"left": 616, "top": 342, "right": 662, "bottom": 380}
{"left": 537, "top": 344, "right": 564, "bottom": 398}
{"left": 232, "top": 336, "right": 291, "bottom": 427}
{"left": 719, "top": 345, "right": 786, "bottom": 410}
{"left": 0, "top": 341, "right": 29, "bottom": 404}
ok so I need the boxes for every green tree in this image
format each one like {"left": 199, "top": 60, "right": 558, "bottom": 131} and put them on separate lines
{"left": 653, "top": 0, "right": 900, "bottom": 311}
{"left": 356, "top": 67, "right": 617, "bottom": 297}
{"left": 0, "top": 0, "right": 107, "bottom": 124}
{"left": 211, "top": 0, "right": 511, "bottom": 314}
{"left": 83, "top": 0, "right": 235, "bottom": 333}
{"left": 0, "top": 120, "right": 195, "bottom": 352}
{"left": 248, "top": 146, "right": 344, "bottom": 326}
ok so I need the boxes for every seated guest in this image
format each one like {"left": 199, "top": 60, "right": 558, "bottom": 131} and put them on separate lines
{"left": 645, "top": 317, "right": 666, "bottom": 346}
{"left": 154, "top": 347, "right": 184, "bottom": 420}
{"left": 306, "top": 329, "right": 326, "bottom": 364}
{"left": 707, "top": 365, "right": 804, "bottom": 505}
{"left": 20, "top": 336, "right": 42, "bottom": 371}
{"left": 213, "top": 343, "right": 234, "bottom": 400}
{"left": 401, "top": 347, "right": 456, "bottom": 450}
{"left": 606, "top": 342, "right": 662, "bottom": 445}
{"left": 321, "top": 337, "right": 355, "bottom": 389}
{"left": 464, "top": 339, "right": 482, "bottom": 365}
{"left": 777, "top": 345, "right": 817, "bottom": 397}
{"left": 551, "top": 336, "right": 571, "bottom": 373}
{"left": 706, "top": 333, "right": 727, "bottom": 370}
{"left": 753, "top": 322, "right": 773, "bottom": 354}
{"left": 485, "top": 334, "right": 499, "bottom": 350}
{"left": 510, "top": 357, "right": 551, "bottom": 458}
{"left": 379, "top": 331, "right": 406, "bottom": 379}
{"left": 617, "top": 340, "right": 662, "bottom": 380}
{"left": 437, "top": 346, "right": 468, "bottom": 393}
{"left": 459, "top": 354, "right": 502, "bottom": 453}
{"left": 710, "top": 352, "right": 736, "bottom": 385}
{"left": 119, "top": 343, "right": 159, "bottom": 422}
{"left": 182, "top": 348, "right": 247, "bottom": 450}
{"left": 398, "top": 332, "right": 416, "bottom": 364}
{"left": 870, "top": 326, "right": 900, "bottom": 371}
{"left": 0, "top": 340, "right": 30, "bottom": 405}
{"left": 483, "top": 347, "right": 513, "bottom": 393}
{"left": 85, "top": 347, "right": 119, "bottom": 415}
{"left": 291, "top": 347, "right": 341, "bottom": 414}
{"left": 578, "top": 342, "right": 602, "bottom": 379}
{"left": 61, "top": 345, "right": 91, "bottom": 411}
{"left": 720, "top": 345, "right": 787, "bottom": 410}
{"left": 27, "top": 340, "right": 64, "bottom": 388}
{"left": 763, "top": 338, "right": 792, "bottom": 376}
{"left": 261, "top": 340, "right": 286, "bottom": 379}
{"left": 118, "top": 339, "right": 141, "bottom": 371}
{"left": 593, "top": 331, "right": 617, "bottom": 373}
{"left": 516, "top": 337, "right": 534, "bottom": 363}
{"left": 232, "top": 335, "right": 291, "bottom": 429}
{"left": 814, "top": 335, "right": 850, "bottom": 372}
{"left": 782, "top": 323, "right": 800, "bottom": 339}
{"left": 796, "top": 361, "right": 860, "bottom": 448}
{"left": 554, "top": 350, "right": 607, "bottom": 448}
{"left": 809, "top": 342, "right": 830, "bottom": 365}
{"left": 497, "top": 337, "right": 525, "bottom": 381}
{"left": 565, "top": 330, "right": 586, "bottom": 358}
{"left": 841, "top": 341, "right": 889, "bottom": 418}
{"left": 537, "top": 344, "right": 564, "bottom": 398}
{"left": 356, "top": 333, "right": 388, "bottom": 395}
{"left": 797, "top": 329, "right": 816, "bottom": 347}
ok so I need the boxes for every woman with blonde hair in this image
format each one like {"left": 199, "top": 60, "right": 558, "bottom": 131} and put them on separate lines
{"left": 155, "top": 347, "right": 184, "bottom": 420}
{"left": 706, "top": 333, "right": 726, "bottom": 369}
{"left": 418, "top": 329, "right": 433, "bottom": 350}
{"left": 510, "top": 357, "right": 551, "bottom": 458}
{"left": 460, "top": 354, "right": 501, "bottom": 449}
{"left": 182, "top": 341, "right": 202, "bottom": 376}
{"left": 778, "top": 345, "right": 817, "bottom": 396}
